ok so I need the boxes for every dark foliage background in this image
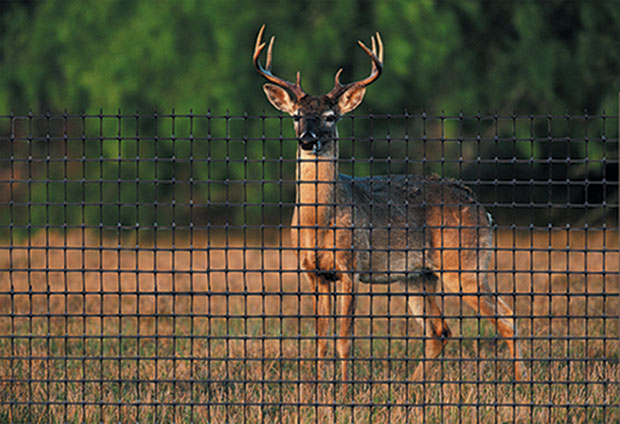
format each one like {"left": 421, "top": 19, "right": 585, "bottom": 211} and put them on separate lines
{"left": 0, "top": 0, "right": 618, "bottom": 232}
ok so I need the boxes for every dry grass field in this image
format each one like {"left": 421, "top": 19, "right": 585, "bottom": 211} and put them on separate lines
{"left": 0, "top": 228, "right": 618, "bottom": 423}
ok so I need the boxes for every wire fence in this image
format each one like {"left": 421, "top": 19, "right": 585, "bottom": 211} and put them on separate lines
{"left": 0, "top": 112, "right": 618, "bottom": 423}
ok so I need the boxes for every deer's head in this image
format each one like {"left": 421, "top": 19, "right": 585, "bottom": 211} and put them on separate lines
{"left": 253, "top": 25, "right": 383, "bottom": 155}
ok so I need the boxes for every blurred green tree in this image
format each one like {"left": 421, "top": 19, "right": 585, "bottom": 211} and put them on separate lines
{"left": 0, "top": 0, "right": 617, "bottom": 233}
{"left": 1, "top": 0, "right": 617, "bottom": 113}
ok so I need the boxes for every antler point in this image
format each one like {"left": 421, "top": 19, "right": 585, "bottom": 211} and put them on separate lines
{"left": 334, "top": 68, "right": 344, "bottom": 83}
{"left": 253, "top": 25, "right": 307, "bottom": 99}
{"left": 266, "top": 36, "right": 275, "bottom": 69}
{"left": 329, "top": 32, "right": 383, "bottom": 98}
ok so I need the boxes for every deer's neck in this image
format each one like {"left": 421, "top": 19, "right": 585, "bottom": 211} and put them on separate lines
{"left": 295, "top": 141, "right": 339, "bottom": 228}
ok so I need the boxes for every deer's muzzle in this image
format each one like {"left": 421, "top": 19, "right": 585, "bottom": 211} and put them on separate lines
{"left": 299, "top": 130, "right": 320, "bottom": 152}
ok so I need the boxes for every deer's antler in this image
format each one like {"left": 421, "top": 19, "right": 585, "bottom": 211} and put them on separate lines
{"left": 327, "top": 32, "right": 383, "bottom": 100}
{"left": 253, "top": 25, "right": 306, "bottom": 100}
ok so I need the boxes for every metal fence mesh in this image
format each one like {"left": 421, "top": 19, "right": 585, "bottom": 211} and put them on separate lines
{"left": 0, "top": 112, "right": 618, "bottom": 423}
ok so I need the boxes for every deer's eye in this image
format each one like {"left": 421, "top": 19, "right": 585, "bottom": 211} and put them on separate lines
{"left": 324, "top": 114, "right": 337, "bottom": 123}
{"left": 293, "top": 114, "right": 302, "bottom": 122}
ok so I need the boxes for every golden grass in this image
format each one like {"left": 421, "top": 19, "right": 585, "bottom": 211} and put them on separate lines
{"left": 0, "top": 228, "right": 618, "bottom": 423}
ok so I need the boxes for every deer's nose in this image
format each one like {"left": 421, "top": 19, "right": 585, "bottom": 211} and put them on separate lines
{"left": 299, "top": 130, "right": 319, "bottom": 150}
{"left": 299, "top": 130, "right": 318, "bottom": 142}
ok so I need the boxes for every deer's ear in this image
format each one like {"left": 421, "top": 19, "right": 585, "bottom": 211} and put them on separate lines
{"left": 336, "top": 85, "right": 367, "bottom": 115}
{"left": 263, "top": 84, "right": 297, "bottom": 114}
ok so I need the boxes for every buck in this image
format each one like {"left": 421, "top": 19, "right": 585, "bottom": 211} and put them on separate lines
{"left": 253, "top": 25, "right": 527, "bottom": 382}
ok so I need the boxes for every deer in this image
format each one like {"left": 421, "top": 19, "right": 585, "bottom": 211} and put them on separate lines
{"left": 253, "top": 25, "right": 527, "bottom": 384}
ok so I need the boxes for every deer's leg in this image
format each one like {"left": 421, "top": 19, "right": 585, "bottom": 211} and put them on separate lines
{"left": 406, "top": 277, "right": 451, "bottom": 381}
{"left": 307, "top": 271, "right": 332, "bottom": 381}
{"left": 443, "top": 271, "right": 527, "bottom": 381}
{"left": 335, "top": 273, "right": 355, "bottom": 382}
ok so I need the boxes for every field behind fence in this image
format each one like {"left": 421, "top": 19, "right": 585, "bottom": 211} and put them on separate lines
{"left": 0, "top": 228, "right": 617, "bottom": 423}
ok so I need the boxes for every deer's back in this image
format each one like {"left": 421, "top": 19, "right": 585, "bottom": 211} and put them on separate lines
{"left": 336, "top": 174, "right": 492, "bottom": 283}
